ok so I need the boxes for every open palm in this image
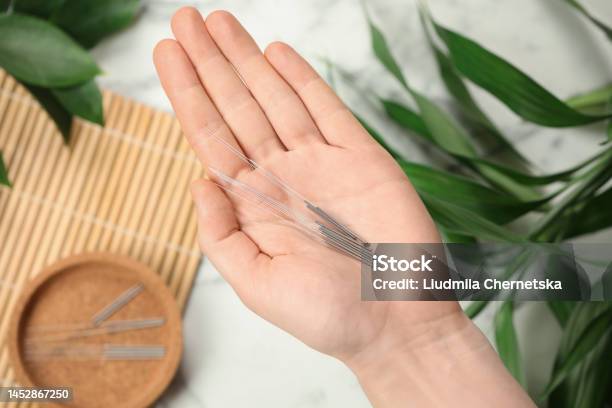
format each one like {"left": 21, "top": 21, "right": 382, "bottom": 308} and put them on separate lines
{"left": 154, "top": 8, "right": 463, "bottom": 363}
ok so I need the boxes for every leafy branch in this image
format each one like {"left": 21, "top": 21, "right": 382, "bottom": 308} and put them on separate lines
{"left": 354, "top": 1, "right": 612, "bottom": 405}
{"left": 0, "top": 0, "right": 140, "bottom": 186}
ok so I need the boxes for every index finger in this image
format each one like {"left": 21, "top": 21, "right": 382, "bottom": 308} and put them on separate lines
{"left": 153, "top": 38, "right": 248, "bottom": 177}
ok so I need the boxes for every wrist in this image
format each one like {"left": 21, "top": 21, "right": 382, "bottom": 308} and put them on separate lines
{"left": 344, "top": 305, "right": 478, "bottom": 384}
{"left": 344, "top": 305, "right": 534, "bottom": 407}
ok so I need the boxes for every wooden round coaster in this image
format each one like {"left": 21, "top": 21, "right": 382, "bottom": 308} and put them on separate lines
{"left": 8, "top": 253, "right": 183, "bottom": 408}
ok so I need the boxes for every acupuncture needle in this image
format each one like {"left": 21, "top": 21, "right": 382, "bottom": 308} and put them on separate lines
{"left": 318, "top": 223, "right": 370, "bottom": 257}
{"left": 322, "top": 234, "right": 372, "bottom": 264}
{"left": 318, "top": 222, "right": 369, "bottom": 255}
{"left": 309, "top": 203, "right": 364, "bottom": 244}
{"left": 319, "top": 228, "right": 373, "bottom": 265}
{"left": 211, "top": 166, "right": 328, "bottom": 237}
{"left": 214, "top": 181, "right": 313, "bottom": 235}
{"left": 25, "top": 344, "right": 165, "bottom": 356}
{"left": 25, "top": 318, "right": 166, "bottom": 344}
{"left": 208, "top": 166, "right": 311, "bottom": 226}
{"left": 215, "top": 180, "right": 332, "bottom": 248}
{"left": 104, "top": 345, "right": 166, "bottom": 360}
{"left": 91, "top": 283, "right": 144, "bottom": 327}
{"left": 214, "top": 167, "right": 370, "bottom": 262}
{"left": 211, "top": 167, "right": 370, "bottom": 263}
{"left": 213, "top": 174, "right": 329, "bottom": 243}
{"left": 210, "top": 134, "right": 307, "bottom": 201}
{"left": 27, "top": 317, "right": 165, "bottom": 335}
{"left": 208, "top": 133, "right": 366, "bottom": 245}
{"left": 25, "top": 344, "right": 166, "bottom": 361}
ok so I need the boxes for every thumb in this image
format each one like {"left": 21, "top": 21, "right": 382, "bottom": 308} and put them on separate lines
{"left": 191, "top": 178, "right": 270, "bottom": 306}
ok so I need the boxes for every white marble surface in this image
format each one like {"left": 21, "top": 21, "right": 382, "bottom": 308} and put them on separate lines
{"left": 91, "top": 0, "right": 612, "bottom": 406}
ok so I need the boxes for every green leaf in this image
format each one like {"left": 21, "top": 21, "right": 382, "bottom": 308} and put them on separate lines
{"left": 565, "top": 186, "right": 612, "bottom": 238}
{"left": 423, "top": 193, "right": 524, "bottom": 242}
{"left": 495, "top": 301, "right": 526, "bottom": 387}
{"left": 377, "top": 99, "right": 595, "bottom": 187}
{"left": 366, "top": 18, "right": 541, "bottom": 200}
{"left": 548, "top": 301, "right": 575, "bottom": 327}
{"left": 409, "top": 90, "right": 477, "bottom": 156}
{"left": 543, "top": 308, "right": 612, "bottom": 396}
{"left": 569, "top": 335, "right": 612, "bottom": 408}
{"left": 51, "top": 0, "right": 140, "bottom": 49}
{"left": 361, "top": 109, "right": 602, "bottom": 238}
{"left": 23, "top": 83, "right": 72, "bottom": 142}
{"left": 367, "top": 19, "right": 478, "bottom": 156}
{"left": 433, "top": 23, "right": 610, "bottom": 127}
{"left": 465, "top": 300, "right": 488, "bottom": 319}
{"left": 418, "top": 9, "right": 527, "bottom": 164}
{"left": 558, "top": 303, "right": 611, "bottom": 357}
{"left": 440, "top": 229, "right": 476, "bottom": 243}
{"left": 368, "top": 18, "right": 408, "bottom": 88}
{"left": 0, "top": 152, "right": 10, "bottom": 187}
{"left": 13, "top": 0, "right": 65, "bottom": 17}
{"left": 542, "top": 247, "right": 592, "bottom": 300}
{"left": 603, "top": 262, "right": 612, "bottom": 300}
{"left": 400, "top": 161, "right": 545, "bottom": 224}
{"left": 0, "top": 0, "right": 11, "bottom": 12}
{"left": 532, "top": 151, "right": 612, "bottom": 240}
{"left": 562, "top": 0, "right": 612, "bottom": 41}
{"left": 358, "top": 115, "right": 547, "bottom": 224}
{"left": 410, "top": 90, "right": 541, "bottom": 200}
{"left": 551, "top": 333, "right": 612, "bottom": 408}
{"left": 467, "top": 155, "right": 577, "bottom": 186}
{"left": 549, "top": 303, "right": 612, "bottom": 407}
{"left": 381, "top": 99, "right": 432, "bottom": 141}
{"left": 0, "top": 13, "right": 100, "bottom": 87}
{"left": 51, "top": 79, "right": 104, "bottom": 126}
{"left": 607, "top": 95, "right": 612, "bottom": 143}
{"left": 566, "top": 83, "right": 612, "bottom": 114}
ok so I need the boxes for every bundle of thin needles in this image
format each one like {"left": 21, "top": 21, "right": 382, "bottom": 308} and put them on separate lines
{"left": 25, "top": 344, "right": 166, "bottom": 361}
{"left": 206, "top": 133, "right": 373, "bottom": 264}
{"left": 25, "top": 283, "right": 166, "bottom": 361}
{"left": 25, "top": 318, "right": 166, "bottom": 344}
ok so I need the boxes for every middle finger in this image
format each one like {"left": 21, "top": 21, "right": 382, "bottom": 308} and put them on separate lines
{"left": 171, "top": 7, "right": 285, "bottom": 162}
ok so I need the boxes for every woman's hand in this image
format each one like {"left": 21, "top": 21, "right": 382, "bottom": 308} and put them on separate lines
{"left": 153, "top": 8, "right": 534, "bottom": 407}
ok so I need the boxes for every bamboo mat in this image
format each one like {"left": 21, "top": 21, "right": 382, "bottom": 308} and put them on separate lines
{"left": 0, "top": 69, "right": 203, "bottom": 404}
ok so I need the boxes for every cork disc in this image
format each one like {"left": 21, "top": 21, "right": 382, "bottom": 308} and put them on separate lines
{"left": 8, "top": 253, "right": 183, "bottom": 408}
